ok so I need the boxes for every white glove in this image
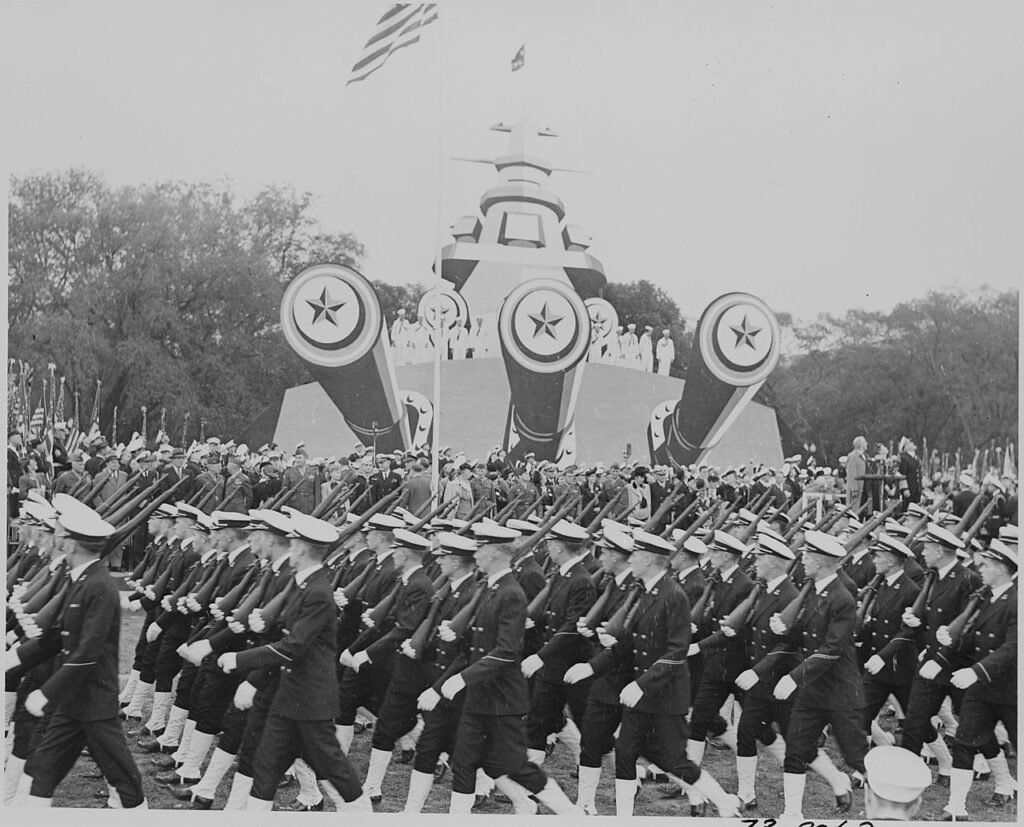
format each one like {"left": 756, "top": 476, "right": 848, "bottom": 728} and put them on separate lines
{"left": 441, "top": 673, "right": 466, "bottom": 700}
{"left": 691, "top": 622, "right": 698, "bottom": 634}
{"left": 735, "top": 669, "right": 760, "bottom": 690}
{"left": 524, "top": 617, "right": 535, "bottom": 630}
{"left": 146, "top": 622, "right": 162, "bottom": 643}
{"left": 186, "top": 595, "right": 201, "bottom": 613}
{"left": 619, "top": 681, "right": 644, "bottom": 708}
{"left": 361, "top": 609, "right": 375, "bottom": 629}
{"left": 936, "top": 625, "right": 953, "bottom": 647}
{"left": 773, "top": 674, "right": 797, "bottom": 700}
{"left": 950, "top": 668, "right": 978, "bottom": 689}
{"left": 521, "top": 654, "right": 544, "bottom": 678}
{"left": 217, "top": 652, "right": 238, "bottom": 674}
{"left": 418, "top": 687, "right": 441, "bottom": 711}
{"left": 25, "top": 689, "right": 47, "bottom": 717}
{"left": 864, "top": 655, "right": 885, "bottom": 675}
{"left": 400, "top": 639, "right": 417, "bottom": 659}
{"left": 233, "top": 681, "right": 257, "bottom": 710}
{"left": 918, "top": 659, "right": 942, "bottom": 680}
{"left": 687, "top": 643, "right": 700, "bottom": 657}
{"left": 160, "top": 596, "right": 172, "bottom": 612}
{"left": 563, "top": 663, "right": 594, "bottom": 685}
{"left": 339, "top": 649, "right": 354, "bottom": 668}
{"left": 721, "top": 624, "right": 737, "bottom": 638}
{"left": 249, "top": 609, "right": 266, "bottom": 633}
{"left": 769, "top": 613, "right": 787, "bottom": 635}
{"left": 210, "top": 605, "right": 224, "bottom": 621}
{"left": 598, "top": 630, "right": 617, "bottom": 649}
{"left": 901, "top": 608, "right": 922, "bottom": 628}
{"left": 351, "top": 650, "right": 371, "bottom": 672}
{"left": 228, "top": 619, "right": 245, "bottom": 634}
{"left": 190, "top": 639, "right": 213, "bottom": 664}
{"left": 334, "top": 588, "right": 349, "bottom": 609}
{"left": 437, "top": 621, "right": 456, "bottom": 643}
{"left": 176, "top": 597, "right": 188, "bottom": 614}
{"left": 144, "top": 586, "right": 156, "bottom": 601}
{"left": 576, "top": 618, "right": 595, "bottom": 638}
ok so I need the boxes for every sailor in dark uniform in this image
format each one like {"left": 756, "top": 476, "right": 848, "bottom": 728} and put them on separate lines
{"left": 9, "top": 495, "right": 147, "bottom": 808}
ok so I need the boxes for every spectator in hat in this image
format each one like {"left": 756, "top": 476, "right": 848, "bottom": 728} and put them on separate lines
{"left": 845, "top": 436, "right": 868, "bottom": 509}
{"left": 54, "top": 450, "right": 89, "bottom": 496}
{"left": 281, "top": 449, "right": 320, "bottom": 515}
{"left": 443, "top": 463, "right": 475, "bottom": 520}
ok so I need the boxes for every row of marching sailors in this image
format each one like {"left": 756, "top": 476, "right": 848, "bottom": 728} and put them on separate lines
{"left": 5, "top": 483, "right": 1017, "bottom": 819}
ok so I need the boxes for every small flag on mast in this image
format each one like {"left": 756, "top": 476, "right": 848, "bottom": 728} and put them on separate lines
{"left": 511, "top": 43, "right": 525, "bottom": 72}
{"left": 348, "top": 4, "right": 439, "bottom": 85}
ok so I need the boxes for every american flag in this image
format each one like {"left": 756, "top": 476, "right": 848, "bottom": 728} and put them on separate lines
{"left": 29, "top": 404, "right": 45, "bottom": 437}
{"left": 348, "top": 4, "right": 439, "bottom": 85}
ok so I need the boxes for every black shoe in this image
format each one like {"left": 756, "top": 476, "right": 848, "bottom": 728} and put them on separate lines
{"left": 740, "top": 797, "right": 757, "bottom": 812}
{"left": 137, "top": 737, "right": 173, "bottom": 753}
{"left": 280, "top": 798, "right": 325, "bottom": 811}
{"left": 192, "top": 796, "right": 213, "bottom": 810}
{"left": 942, "top": 811, "right": 969, "bottom": 821}
{"left": 395, "top": 748, "right": 415, "bottom": 764}
{"left": 990, "top": 792, "right": 1014, "bottom": 806}
{"left": 370, "top": 795, "right": 382, "bottom": 806}
{"left": 139, "top": 726, "right": 164, "bottom": 739}
{"left": 689, "top": 802, "right": 708, "bottom": 817}
{"left": 835, "top": 790, "right": 852, "bottom": 813}
{"left": 169, "top": 783, "right": 197, "bottom": 801}
{"left": 475, "top": 794, "right": 491, "bottom": 808}
{"left": 155, "top": 770, "right": 198, "bottom": 786}
{"left": 644, "top": 771, "right": 669, "bottom": 784}
{"left": 354, "top": 720, "right": 372, "bottom": 735}
{"left": 659, "top": 787, "right": 684, "bottom": 800}
{"left": 151, "top": 754, "right": 180, "bottom": 770}
{"left": 936, "top": 774, "right": 950, "bottom": 788}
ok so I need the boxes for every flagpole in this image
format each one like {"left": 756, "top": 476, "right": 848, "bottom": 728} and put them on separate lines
{"left": 429, "top": 8, "right": 447, "bottom": 508}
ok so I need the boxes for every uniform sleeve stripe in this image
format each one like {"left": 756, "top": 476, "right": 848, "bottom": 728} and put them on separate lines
{"left": 482, "top": 656, "right": 514, "bottom": 662}
{"left": 65, "top": 661, "right": 97, "bottom": 667}
{"left": 808, "top": 654, "right": 838, "bottom": 660}
{"left": 267, "top": 645, "right": 293, "bottom": 662}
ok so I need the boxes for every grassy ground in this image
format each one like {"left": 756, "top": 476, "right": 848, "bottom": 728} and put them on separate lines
{"left": 47, "top": 593, "right": 1017, "bottom": 820}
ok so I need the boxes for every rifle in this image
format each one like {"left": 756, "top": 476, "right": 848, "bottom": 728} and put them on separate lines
{"left": 96, "top": 470, "right": 147, "bottom": 516}
{"left": 958, "top": 497, "right": 1000, "bottom": 548}
{"left": 642, "top": 480, "right": 688, "bottom": 532}
{"left": 658, "top": 496, "right": 701, "bottom": 540}
{"left": 903, "top": 494, "right": 948, "bottom": 544}
{"left": 583, "top": 488, "right": 629, "bottom": 534}
{"left": 327, "top": 486, "right": 373, "bottom": 525}
{"left": 312, "top": 482, "right": 355, "bottom": 519}
{"left": 493, "top": 493, "right": 525, "bottom": 525}
{"left": 949, "top": 492, "right": 986, "bottom": 537}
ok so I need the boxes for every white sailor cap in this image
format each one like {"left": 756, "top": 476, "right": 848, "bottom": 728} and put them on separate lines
{"left": 210, "top": 510, "right": 250, "bottom": 530}
{"left": 471, "top": 523, "right": 522, "bottom": 544}
{"left": 998, "top": 525, "right": 1018, "bottom": 544}
{"left": 710, "top": 530, "right": 749, "bottom": 556}
{"left": 981, "top": 539, "right": 1018, "bottom": 571}
{"left": 871, "top": 534, "right": 914, "bottom": 559}
{"left": 434, "top": 532, "right": 479, "bottom": 557}
{"left": 923, "top": 523, "right": 965, "bottom": 551}
{"left": 670, "top": 530, "right": 708, "bottom": 557}
{"left": 864, "top": 746, "right": 931, "bottom": 803}
{"left": 288, "top": 513, "right": 339, "bottom": 546}
{"left": 365, "top": 513, "right": 405, "bottom": 532}
{"left": 631, "top": 529, "right": 676, "bottom": 556}
{"left": 155, "top": 503, "right": 179, "bottom": 519}
{"left": 391, "top": 528, "right": 431, "bottom": 552}
{"left": 248, "top": 509, "right": 293, "bottom": 537}
{"left": 505, "top": 519, "right": 539, "bottom": 534}
{"left": 550, "top": 520, "right": 591, "bottom": 542}
{"left": 55, "top": 501, "right": 115, "bottom": 542}
{"left": 753, "top": 533, "right": 795, "bottom": 560}
{"left": 802, "top": 530, "right": 847, "bottom": 558}
{"left": 596, "top": 530, "right": 634, "bottom": 556}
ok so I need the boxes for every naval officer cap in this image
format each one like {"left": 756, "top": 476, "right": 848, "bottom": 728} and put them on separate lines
{"left": 549, "top": 520, "right": 590, "bottom": 542}
{"left": 757, "top": 524, "right": 786, "bottom": 544}
{"left": 155, "top": 503, "right": 179, "bottom": 519}
{"left": 505, "top": 518, "right": 540, "bottom": 534}
{"left": 289, "top": 513, "right": 339, "bottom": 546}
{"left": 391, "top": 528, "right": 431, "bottom": 552}
{"left": 883, "top": 517, "right": 910, "bottom": 537}
{"left": 754, "top": 533, "right": 795, "bottom": 560}
{"left": 595, "top": 529, "right": 634, "bottom": 556}
{"left": 670, "top": 529, "right": 708, "bottom": 557}
{"left": 710, "top": 529, "right": 749, "bottom": 556}
{"left": 924, "top": 523, "right": 965, "bottom": 552}
{"left": 175, "top": 503, "right": 205, "bottom": 522}
{"left": 733, "top": 508, "right": 759, "bottom": 526}
{"left": 864, "top": 746, "right": 931, "bottom": 803}
{"left": 871, "top": 534, "right": 914, "bottom": 559}
{"left": 434, "top": 531, "right": 479, "bottom": 557}
{"left": 631, "top": 529, "right": 676, "bottom": 556}
{"left": 471, "top": 523, "right": 522, "bottom": 544}
{"left": 56, "top": 500, "right": 115, "bottom": 542}
{"left": 248, "top": 509, "right": 293, "bottom": 537}
{"left": 998, "top": 525, "right": 1018, "bottom": 544}
{"left": 210, "top": 511, "right": 250, "bottom": 530}
{"left": 802, "top": 530, "right": 847, "bottom": 559}
{"left": 601, "top": 518, "right": 632, "bottom": 536}
{"left": 981, "top": 539, "right": 1018, "bottom": 571}
{"left": 906, "top": 503, "right": 930, "bottom": 520}
{"left": 365, "top": 513, "right": 405, "bottom": 532}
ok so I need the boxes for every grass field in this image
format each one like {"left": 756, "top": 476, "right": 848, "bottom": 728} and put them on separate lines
{"left": 45, "top": 594, "right": 1017, "bottom": 820}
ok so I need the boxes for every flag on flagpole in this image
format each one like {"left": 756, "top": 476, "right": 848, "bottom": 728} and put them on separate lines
{"left": 29, "top": 404, "right": 45, "bottom": 437}
{"left": 511, "top": 43, "right": 525, "bottom": 72}
{"left": 347, "top": 3, "right": 439, "bottom": 85}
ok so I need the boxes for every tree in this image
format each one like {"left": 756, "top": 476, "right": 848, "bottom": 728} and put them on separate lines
{"left": 767, "top": 288, "right": 1018, "bottom": 463}
{"left": 600, "top": 279, "right": 691, "bottom": 376}
{"left": 8, "top": 170, "right": 366, "bottom": 441}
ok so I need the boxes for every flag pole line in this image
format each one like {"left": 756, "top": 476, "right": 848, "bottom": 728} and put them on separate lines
{"left": 429, "top": 8, "right": 446, "bottom": 508}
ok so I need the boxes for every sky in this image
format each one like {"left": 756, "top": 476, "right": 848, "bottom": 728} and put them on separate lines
{"left": 3, "top": 1, "right": 1022, "bottom": 322}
